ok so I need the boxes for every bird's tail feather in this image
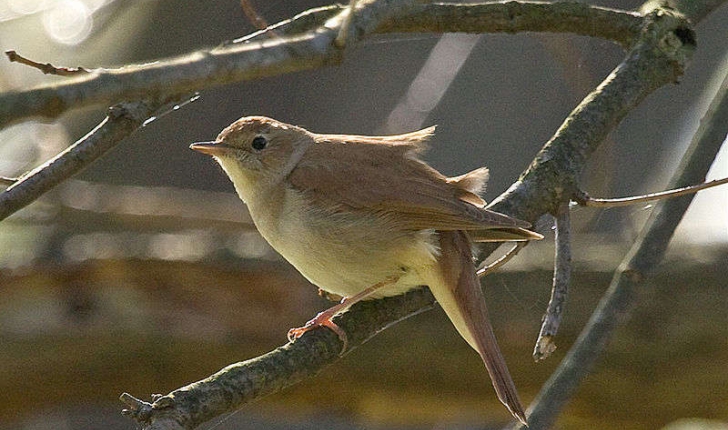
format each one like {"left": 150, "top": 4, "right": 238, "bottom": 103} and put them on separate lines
{"left": 430, "top": 230, "right": 528, "bottom": 426}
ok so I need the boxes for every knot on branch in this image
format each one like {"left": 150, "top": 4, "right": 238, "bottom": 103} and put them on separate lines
{"left": 640, "top": 7, "right": 695, "bottom": 78}
{"left": 121, "top": 392, "right": 186, "bottom": 429}
{"left": 120, "top": 392, "right": 155, "bottom": 423}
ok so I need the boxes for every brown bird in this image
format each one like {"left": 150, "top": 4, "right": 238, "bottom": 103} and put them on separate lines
{"left": 190, "top": 116, "right": 541, "bottom": 425}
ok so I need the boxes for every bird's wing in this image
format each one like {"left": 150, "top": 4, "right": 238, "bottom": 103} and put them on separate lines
{"left": 287, "top": 136, "right": 531, "bottom": 233}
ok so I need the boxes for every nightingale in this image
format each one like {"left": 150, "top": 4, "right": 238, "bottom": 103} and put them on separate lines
{"left": 190, "top": 116, "right": 541, "bottom": 425}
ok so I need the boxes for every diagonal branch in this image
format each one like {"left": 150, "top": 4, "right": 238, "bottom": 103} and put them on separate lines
{"left": 488, "top": 7, "right": 696, "bottom": 221}
{"left": 0, "top": 99, "right": 168, "bottom": 222}
{"left": 121, "top": 289, "right": 436, "bottom": 430}
{"left": 0, "top": 1, "right": 644, "bottom": 128}
{"left": 510, "top": 46, "right": 728, "bottom": 430}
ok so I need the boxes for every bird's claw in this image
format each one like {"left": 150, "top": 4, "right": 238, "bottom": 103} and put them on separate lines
{"left": 287, "top": 312, "right": 349, "bottom": 354}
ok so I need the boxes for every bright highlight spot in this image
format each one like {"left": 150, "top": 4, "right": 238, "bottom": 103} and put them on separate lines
{"left": 42, "top": 0, "right": 92, "bottom": 45}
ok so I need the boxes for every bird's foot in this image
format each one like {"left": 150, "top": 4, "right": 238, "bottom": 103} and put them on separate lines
{"left": 287, "top": 308, "right": 348, "bottom": 353}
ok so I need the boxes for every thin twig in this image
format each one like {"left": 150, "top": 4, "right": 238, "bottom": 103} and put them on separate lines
{"left": 533, "top": 205, "right": 572, "bottom": 361}
{"left": 575, "top": 177, "right": 728, "bottom": 207}
{"left": 0, "top": 176, "right": 17, "bottom": 186}
{"left": 5, "top": 50, "right": 92, "bottom": 76}
{"left": 476, "top": 242, "right": 527, "bottom": 277}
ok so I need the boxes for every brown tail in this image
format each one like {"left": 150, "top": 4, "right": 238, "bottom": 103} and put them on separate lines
{"left": 432, "top": 230, "right": 528, "bottom": 426}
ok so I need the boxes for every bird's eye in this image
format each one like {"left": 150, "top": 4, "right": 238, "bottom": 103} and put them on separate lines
{"left": 251, "top": 136, "right": 267, "bottom": 151}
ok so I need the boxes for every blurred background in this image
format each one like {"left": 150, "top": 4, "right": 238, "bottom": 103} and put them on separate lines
{"left": 0, "top": 0, "right": 726, "bottom": 429}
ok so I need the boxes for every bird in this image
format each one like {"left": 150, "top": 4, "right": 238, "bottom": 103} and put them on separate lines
{"left": 190, "top": 116, "right": 542, "bottom": 425}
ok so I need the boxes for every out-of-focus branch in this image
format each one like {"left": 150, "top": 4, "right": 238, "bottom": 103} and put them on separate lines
{"left": 0, "top": 100, "right": 167, "bottom": 222}
{"left": 0, "top": 1, "right": 645, "bottom": 128}
{"left": 511, "top": 49, "right": 728, "bottom": 430}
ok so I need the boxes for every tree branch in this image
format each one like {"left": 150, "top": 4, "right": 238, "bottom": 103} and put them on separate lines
{"left": 382, "top": 1, "right": 643, "bottom": 47}
{"left": 510, "top": 46, "right": 728, "bottom": 430}
{"left": 0, "top": 1, "right": 644, "bottom": 128}
{"left": 488, "top": 6, "right": 696, "bottom": 220}
{"left": 122, "top": 289, "right": 436, "bottom": 430}
{"left": 5, "top": 50, "right": 92, "bottom": 75}
{"left": 533, "top": 204, "right": 571, "bottom": 362}
{"left": 574, "top": 177, "right": 728, "bottom": 207}
{"left": 0, "top": 100, "right": 169, "bottom": 222}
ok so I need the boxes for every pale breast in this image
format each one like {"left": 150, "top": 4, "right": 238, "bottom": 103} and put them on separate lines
{"left": 249, "top": 188, "right": 439, "bottom": 298}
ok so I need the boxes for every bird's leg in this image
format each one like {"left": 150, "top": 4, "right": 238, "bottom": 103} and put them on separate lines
{"left": 288, "top": 274, "right": 402, "bottom": 353}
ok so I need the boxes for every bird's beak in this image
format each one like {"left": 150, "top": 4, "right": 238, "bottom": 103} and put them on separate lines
{"left": 190, "top": 141, "right": 230, "bottom": 156}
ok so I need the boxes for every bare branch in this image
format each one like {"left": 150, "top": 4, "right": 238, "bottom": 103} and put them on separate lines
{"left": 489, "top": 8, "right": 695, "bottom": 221}
{"left": 5, "top": 50, "right": 92, "bottom": 76}
{"left": 575, "top": 177, "right": 728, "bottom": 207}
{"left": 0, "top": 100, "right": 166, "bottom": 222}
{"left": 383, "top": 1, "right": 643, "bottom": 47}
{"left": 123, "top": 289, "right": 435, "bottom": 430}
{"left": 476, "top": 242, "right": 527, "bottom": 277}
{"left": 0, "top": 1, "right": 645, "bottom": 128}
{"left": 533, "top": 205, "right": 572, "bottom": 362}
{"left": 512, "top": 47, "right": 728, "bottom": 430}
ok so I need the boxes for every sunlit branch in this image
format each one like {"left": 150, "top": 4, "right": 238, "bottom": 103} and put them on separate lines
{"left": 0, "top": 1, "right": 646, "bottom": 128}
{"left": 0, "top": 100, "right": 165, "bottom": 222}
{"left": 4, "top": 50, "right": 92, "bottom": 76}
{"left": 575, "top": 177, "right": 728, "bottom": 207}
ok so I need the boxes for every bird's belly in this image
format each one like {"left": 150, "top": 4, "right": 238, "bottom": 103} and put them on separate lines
{"left": 252, "top": 193, "right": 439, "bottom": 298}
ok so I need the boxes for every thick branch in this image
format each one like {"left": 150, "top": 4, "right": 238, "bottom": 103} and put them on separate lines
{"left": 489, "top": 7, "right": 695, "bottom": 220}
{"left": 122, "top": 289, "right": 435, "bottom": 430}
{"left": 0, "top": 1, "right": 643, "bottom": 128}
{"left": 382, "top": 1, "right": 642, "bottom": 47}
